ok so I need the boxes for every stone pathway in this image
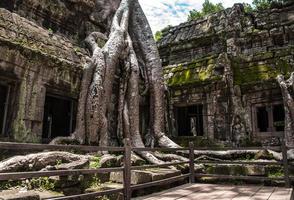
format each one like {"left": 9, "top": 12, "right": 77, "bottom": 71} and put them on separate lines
{"left": 132, "top": 183, "right": 293, "bottom": 200}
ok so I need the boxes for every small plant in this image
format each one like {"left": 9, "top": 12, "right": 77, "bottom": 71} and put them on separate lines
{"left": 27, "top": 177, "right": 57, "bottom": 191}
{"left": 90, "top": 156, "right": 101, "bottom": 169}
{"left": 268, "top": 167, "right": 284, "bottom": 178}
{"left": 0, "top": 180, "right": 22, "bottom": 190}
{"left": 48, "top": 28, "right": 53, "bottom": 34}
{"left": 56, "top": 159, "right": 62, "bottom": 166}
{"left": 90, "top": 175, "right": 102, "bottom": 188}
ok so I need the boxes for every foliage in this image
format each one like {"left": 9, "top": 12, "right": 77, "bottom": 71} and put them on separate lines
{"left": 27, "top": 177, "right": 57, "bottom": 191}
{"left": 243, "top": 3, "right": 254, "bottom": 12}
{"left": 154, "top": 25, "right": 172, "bottom": 42}
{"left": 89, "top": 175, "right": 102, "bottom": 188}
{"left": 0, "top": 180, "right": 22, "bottom": 190}
{"left": 252, "top": 0, "right": 289, "bottom": 10}
{"left": 187, "top": 0, "right": 290, "bottom": 20}
{"left": 252, "top": 0, "right": 273, "bottom": 10}
{"left": 267, "top": 166, "right": 284, "bottom": 178}
{"left": 154, "top": 31, "right": 163, "bottom": 42}
{"left": 187, "top": 0, "right": 224, "bottom": 21}
{"left": 0, "top": 178, "right": 57, "bottom": 191}
{"left": 90, "top": 156, "right": 101, "bottom": 169}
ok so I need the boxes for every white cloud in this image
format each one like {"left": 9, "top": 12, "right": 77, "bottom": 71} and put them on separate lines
{"left": 138, "top": 0, "right": 252, "bottom": 33}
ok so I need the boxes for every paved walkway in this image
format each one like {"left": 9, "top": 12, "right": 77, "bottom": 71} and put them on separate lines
{"left": 133, "top": 183, "right": 293, "bottom": 200}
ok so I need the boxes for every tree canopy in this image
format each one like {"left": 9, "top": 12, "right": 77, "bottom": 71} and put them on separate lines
{"left": 187, "top": 0, "right": 291, "bottom": 22}
{"left": 252, "top": 0, "right": 290, "bottom": 10}
{"left": 187, "top": 0, "right": 224, "bottom": 21}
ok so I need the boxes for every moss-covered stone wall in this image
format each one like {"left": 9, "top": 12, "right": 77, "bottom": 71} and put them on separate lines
{"left": 0, "top": 8, "right": 86, "bottom": 142}
{"left": 0, "top": 0, "right": 100, "bottom": 43}
{"left": 159, "top": 3, "right": 294, "bottom": 145}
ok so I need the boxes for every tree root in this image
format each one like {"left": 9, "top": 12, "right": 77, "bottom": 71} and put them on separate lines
{"left": 49, "top": 135, "right": 81, "bottom": 145}
{"left": 0, "top": 152, "right": 91, "bottom": 173}
{"left": 153, "top": 152, "right": 189, "bottom": 162}
{"left": 277, "top": 72, "right": 294, "bottom": 147}
{"left": 192, "top": 149, "right": 287, "bottom": 161}
{"left": 49, "top": 0, "right": 182, "bottom": 162}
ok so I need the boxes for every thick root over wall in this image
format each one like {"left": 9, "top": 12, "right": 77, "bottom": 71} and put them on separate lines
{"left": 0, "top": 152, "right": 91, "bottom": 173}
{"left": 0, "top": 149, "right": 293, "bottom": 173}
{"left": 49, "top": 0, "right": 181, "bottom": 164}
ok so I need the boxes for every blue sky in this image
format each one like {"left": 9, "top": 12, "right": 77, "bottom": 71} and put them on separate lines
{"left": 138, "top": 0, "right": 252, "bottom": 33}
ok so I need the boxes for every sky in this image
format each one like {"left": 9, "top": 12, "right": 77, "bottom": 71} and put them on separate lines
{"left": 138, "top": 0, "right": 252, "bottom": 33}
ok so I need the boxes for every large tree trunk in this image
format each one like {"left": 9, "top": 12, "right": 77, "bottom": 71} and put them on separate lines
{"left": 130, "top": 1, "right": 180, "bottom": 148}
{"left": 277, "top": 73, "right": 294, "bottom": 147}
{"left": 50, "top": 0, "right": 182, "bottom": 164}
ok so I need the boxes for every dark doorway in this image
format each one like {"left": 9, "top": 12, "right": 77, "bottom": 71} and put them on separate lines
{"left": 0, "top": 84, "right": 8, "bottom": 136}
{"left": 176, "top": 105, "right": 204, "bottom": 137}
{"left": 42, "top": 95, "right": 76, "bottom": 142}
{"left": 257, "top": 106, "right": 269, "bottom": 132}
{"left": 139, "top": 105, "right": 150, "bottom": 136}
{"left": 273, "top": 104, "right": 285, "bottom": 131}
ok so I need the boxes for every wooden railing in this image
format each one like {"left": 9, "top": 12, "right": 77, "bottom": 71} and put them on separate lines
{"left": 0, "top": 139, "right": 292, "bottom": 200}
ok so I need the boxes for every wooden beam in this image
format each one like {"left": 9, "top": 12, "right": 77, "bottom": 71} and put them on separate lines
{"left": 0, "top": 167, "right": 124, "bottom": 181}
{"left": 0, "top": 142, "right": 124, "bottom": 152}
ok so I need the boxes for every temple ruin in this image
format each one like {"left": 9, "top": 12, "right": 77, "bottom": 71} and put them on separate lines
{"left": 158, "top": 3, "right": 294, "bottom": 146}
{"left": 0, "top": 1, "right": 293, "bottom": 147}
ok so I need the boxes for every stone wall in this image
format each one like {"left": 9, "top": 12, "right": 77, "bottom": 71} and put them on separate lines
{"left": 0, "top": 0, "right": 119, "bottom": 43}
{"left": 159, "top": 3, "right": 294, "bottom": 145}
{"left": 0, "top": 7, "right": 87, "bottom": 142}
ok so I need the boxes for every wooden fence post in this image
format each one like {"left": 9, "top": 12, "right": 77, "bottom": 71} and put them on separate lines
{"left": 124, "top": 138, "right": 132, "bottom": 200}
{"left": 189, "top": 142, "right": 195, "bottom": 183}
{"left": 281, "top": 137, "right": 290, "bottom": 188}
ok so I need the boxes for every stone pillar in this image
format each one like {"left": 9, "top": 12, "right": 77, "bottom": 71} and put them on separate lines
{"left": 12, "top": 68, "right": 46, "bottom": 143}
{"left": 206, "top": 92, "right": 215, "bottom": 140}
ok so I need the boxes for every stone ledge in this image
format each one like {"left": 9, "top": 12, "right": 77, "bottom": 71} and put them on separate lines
{"left": 110, "top": 168, "right": 181, "bottom": 185}
{"left": 0, "top": 8, "right": 87, "bottom": 69}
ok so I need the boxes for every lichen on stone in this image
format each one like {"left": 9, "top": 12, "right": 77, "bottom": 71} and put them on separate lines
{"left": 164, "top": 55, "right": 221, "bottom": 86}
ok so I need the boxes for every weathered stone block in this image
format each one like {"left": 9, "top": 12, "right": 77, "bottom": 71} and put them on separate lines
{"left": 110, "top": 170, "right": 152, "bottom": 184}
{"left": 110, "top": 168, "right": 181, "bottom": 184}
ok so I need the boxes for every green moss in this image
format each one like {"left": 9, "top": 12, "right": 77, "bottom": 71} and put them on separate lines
{"left": 253, "top": 52, "right": 274, "bottom": 61}
{"left": 232, "top": 56, "right": 294, "bottom": 85}
{"left": 165, "top": 55, "right": 220, "bottom": 86}
{"left": 199, "top": 64, "right": 214, "bottom": 81}
{"left": 165, "top": 51, "right": 294, "bottom": 87}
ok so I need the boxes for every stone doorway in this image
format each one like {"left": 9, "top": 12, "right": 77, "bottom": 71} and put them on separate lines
{"left": 255, "top": 103, "right": 285, "bottom": 133}
{"left": 176, "top": 105, "right": 204, "bottom": 137}
{"left": 42, "top": 94, "right": 76, "bottom": 142}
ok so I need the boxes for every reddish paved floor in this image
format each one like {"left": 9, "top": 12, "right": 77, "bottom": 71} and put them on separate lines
{"left": 133, "top": 183, "right": 293, "bottom": 200}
